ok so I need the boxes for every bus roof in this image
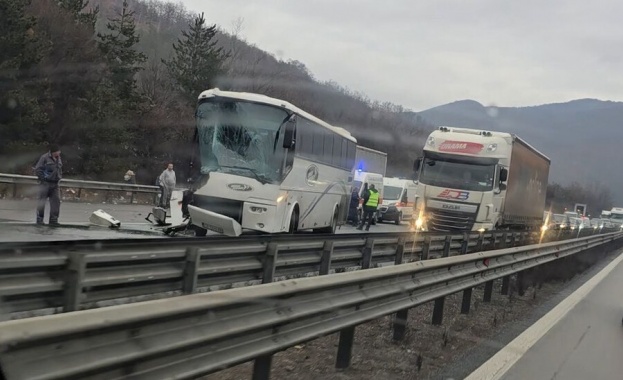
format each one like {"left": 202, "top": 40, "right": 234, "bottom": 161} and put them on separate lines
{"left": 198, "top": 89, "right": 357, "bottom": 142}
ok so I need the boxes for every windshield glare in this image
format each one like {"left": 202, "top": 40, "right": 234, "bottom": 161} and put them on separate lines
{"left": 196, "top": 100, "right": 289, "bottom": 183}
{"left": 383, "top": 186, "right": 402, "bottom": 200}
{"left": 419, "top": 158, "right": 495, "bottom": 192}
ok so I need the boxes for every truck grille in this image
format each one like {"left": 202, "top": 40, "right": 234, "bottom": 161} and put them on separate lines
{"left": 428, "top": 209, "right": 476, "bottom": 232}
{"left": 193, "top": 195, "right": 244, "bottom": 223}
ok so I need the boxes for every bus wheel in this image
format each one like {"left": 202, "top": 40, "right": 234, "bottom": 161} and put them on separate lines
{"left": 193, "top": 225, "right": 208, "bottom": 237}
{"left": 317, "top": 208, "right": 338, "bottom": 234}
{"left": 288, "top": 210, "right": 299, "bottom": 234}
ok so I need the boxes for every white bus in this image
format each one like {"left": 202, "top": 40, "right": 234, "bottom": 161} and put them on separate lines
{"left": 187, "top": 89, "right": 358, "bottom": 236}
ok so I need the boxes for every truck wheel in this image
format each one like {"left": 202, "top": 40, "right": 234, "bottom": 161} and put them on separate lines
{"left": 395, "top": 212, "right": 402, "bottom": 225}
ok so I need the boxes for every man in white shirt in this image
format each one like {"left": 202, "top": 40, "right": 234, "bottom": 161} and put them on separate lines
{"left": 158, "top": 163, "right": 176, "bottom": 209}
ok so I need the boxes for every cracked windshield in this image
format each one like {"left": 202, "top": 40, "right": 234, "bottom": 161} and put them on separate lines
{"left": 1, "top": 1, "right": 622, "bottom": 380}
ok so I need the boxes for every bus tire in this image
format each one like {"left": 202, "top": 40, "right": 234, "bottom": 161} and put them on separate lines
{"left": 317, "top": 208, "right": 338, "bottom": 234}
{"left": 288, "top": 209, "right": 299, "bottom": 234}
{"left": 194, "top": 225, "right": 208, "bottom": 237}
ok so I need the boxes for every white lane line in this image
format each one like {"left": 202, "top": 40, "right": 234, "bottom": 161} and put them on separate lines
{"left": 465, "top": 248, "right": 623, "bottom": 380}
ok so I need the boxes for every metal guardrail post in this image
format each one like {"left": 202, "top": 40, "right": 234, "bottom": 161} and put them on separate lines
{"left": 256, "top": 243, "right": 279, "bottom": 377}
{"left": 63, "top": 252, "right": 87, "bottom": 312}
{"left": 501, "top": 276, "right": 510, "bottom": 295}
{"left": 394, "top": 237, "right": 405, "bottom": 266}
{"left": 483, "top": 280, "right": 494, "bottom": 302}
{"left": 460, "top": 232, "right": 472, "bottom": 313}
{"left": 460, "top": 233, "right": 469, "bottom": 255}
{"left": 461, "top": 288, "right": 472, "bottom": 314}
{"left": 500, "top": 232, "right": 508, "bottom": 249}
{"left": 421, "top": 236, "right": 431, "bottom": 260}
{"left": 252, "top": 355, "right": 273, "bottom": 380}
{"left": 319, "top": 241, "right": 334, "bottom": 276}
{"left": 392, "top": 237, "right": 408, "bottom": 341}
{"left": 262, "top": 243, "right": 279, "bottom": 283}
{"left": 361, "top": 238, "right": 374, "bottom": 269}
{"left": 432, "top": 296, "right": 445, "bottom": 325}
{"left": 182, "top": 247, "right": 200, "bottom": 294}
{"left": 336, "top": 326, "right": 356, "bottom": 369}
{"left": 517, "top": 270, "right": 526, "bottom": 296}
{"left": 476, "top": 233, "right": 484, "bottom": 251}
{"left": 442, "top": 235, "right": 452, "bottom": 257}
{"left": 12, "top": 183, "right": 17, "bottom": 198}
{"left": 490, "top": 232, "right": 498, "bottom": 250}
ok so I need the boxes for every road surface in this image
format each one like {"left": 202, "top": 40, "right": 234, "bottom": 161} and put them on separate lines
{"left": 466, "top": 249, "right": 623, "bottom": 380}
{"left": 0, "top": 199, "right": 409, "bottom": 241}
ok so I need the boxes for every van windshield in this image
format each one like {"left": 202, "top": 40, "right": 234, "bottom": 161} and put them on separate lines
{"left": 383, "top": 186, "right": 402, "bottom": 200}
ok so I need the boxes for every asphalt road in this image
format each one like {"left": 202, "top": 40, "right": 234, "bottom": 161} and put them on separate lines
{"left": 0, "top": 199, "right": 409, "bottom": 241}
{"left": 466, "top": 250, "right": 623, "bottom": 380}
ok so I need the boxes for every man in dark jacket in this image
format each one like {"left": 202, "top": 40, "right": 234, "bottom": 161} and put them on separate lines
{"left": 347, "top": 187, "right": 360, "bottom": 226}
{"left": 34, "top": 144, "right": 62, "bottom": 225}
{"left": 357, "top": 184, "right": 379, "bottom": 231}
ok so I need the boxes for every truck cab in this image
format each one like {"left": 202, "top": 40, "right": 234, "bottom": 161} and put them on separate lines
{"left": 413, "top": 126, "right": 549, "bottom": 232}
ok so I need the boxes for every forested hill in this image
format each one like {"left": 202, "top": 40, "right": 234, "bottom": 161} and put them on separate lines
{"left": 0, "top": 0, "right": 431, "bottom": 184}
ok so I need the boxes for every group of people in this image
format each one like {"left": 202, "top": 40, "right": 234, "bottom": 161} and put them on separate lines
{"left": 34, "top": 144, "right": 179, "bottom": 224}
{"left": 348, "top": 183, "right": 380, "bottom": 231}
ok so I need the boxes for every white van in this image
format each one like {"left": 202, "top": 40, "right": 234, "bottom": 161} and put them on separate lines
{"left": 378, "top": 178, "right": 418, "bottom": 224}
{"left": 352, "top": 171, "right": 384, "bottom": 224}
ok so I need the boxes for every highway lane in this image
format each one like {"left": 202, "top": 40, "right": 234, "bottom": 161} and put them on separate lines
{"left": 0, "top": 199, "right": 410, "bottom": 241}
{"left": 466, "top": 249, "right": 623, "bottom": 380}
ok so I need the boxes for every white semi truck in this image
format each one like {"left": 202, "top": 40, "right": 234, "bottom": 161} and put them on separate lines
{"left": 413, "top": 126, "right": 550, "bottom": 232}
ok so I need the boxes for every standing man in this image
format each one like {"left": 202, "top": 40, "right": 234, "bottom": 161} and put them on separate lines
{"left": 34, "top": 144, "right": 62, "bottom": 225}
{"left": 158, "top": 163, "right": 176, "bottom": 209}
{"left": 358, "top": 184, "right": 379, "bottom": 231}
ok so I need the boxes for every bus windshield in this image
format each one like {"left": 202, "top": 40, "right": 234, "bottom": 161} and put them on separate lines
{"left": 196, "top": 100, "right": 290, "bottom": 183}
{"left": 419, "top": 156, "right": 496, "bottom": 192}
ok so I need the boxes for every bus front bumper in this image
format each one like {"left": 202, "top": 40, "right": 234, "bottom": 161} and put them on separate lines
{"left": 188, "top": 205, "right": 243, "bottom": 237}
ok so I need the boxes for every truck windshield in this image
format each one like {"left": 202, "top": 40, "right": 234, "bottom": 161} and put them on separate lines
{"left": 419, "top": 158, "right": 495, "bottom": 192}
{"left": 611, "top": 213, "right": 623, "bottom": 220}
{"left": 196, "top": 100, "right": 290, "bottom": 184}
{"left": 383, "top": 186, "right": 402, "bottom": 200}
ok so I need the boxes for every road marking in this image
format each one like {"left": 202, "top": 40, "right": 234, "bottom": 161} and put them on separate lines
{"left": 465, "top": 248, "right": 623, "bottom": 380}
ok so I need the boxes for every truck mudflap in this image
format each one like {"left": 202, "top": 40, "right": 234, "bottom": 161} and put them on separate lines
{"left": 188, "top": 205, "right": 242, "bottom": 237}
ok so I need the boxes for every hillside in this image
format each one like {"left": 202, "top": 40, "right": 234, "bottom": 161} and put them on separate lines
{"left": 417, "top": 99, "right": 623, "bottom": 204}
{"left": 89, "top": 0, "right": 432, "bottom": 177}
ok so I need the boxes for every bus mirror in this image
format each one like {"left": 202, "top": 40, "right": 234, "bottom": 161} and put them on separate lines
{"left": 413, "top": 158, "right": 422, "bottom": 172}
{"left": 283, "top": 122, "right": 296, "bottom": 149}
{"left": 500, "top": 168, "right": 508, "bottom": 182}
{"left": 499, "top": 183, "right": 507, "bottom": 191}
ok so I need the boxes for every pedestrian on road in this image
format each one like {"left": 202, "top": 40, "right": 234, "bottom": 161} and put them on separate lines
{"left": 348, "top": 187, "right": 360, "bottom": 226}
{"left": 158, "top": 163, "right": 176, "bottom": 209}
{"left": 357, "top": 184, "right": 379, "bottom": 231}
{"left": 34, "top": 144, "right": 62, "bottom": 225}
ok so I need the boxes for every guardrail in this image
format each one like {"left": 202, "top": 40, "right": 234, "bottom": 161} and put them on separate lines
{"left": 0, "top": 173, "right": 159, "bottom": 203}
{"left": 0, "top": 228, "right": 609, "bottom": 317}
{"left": 0, "top": 232, "right": 619, "bottom": 380}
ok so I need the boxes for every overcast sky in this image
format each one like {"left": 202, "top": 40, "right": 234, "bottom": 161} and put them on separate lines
{"left": 184, "top": 0, "right": 623, "bottom": 111}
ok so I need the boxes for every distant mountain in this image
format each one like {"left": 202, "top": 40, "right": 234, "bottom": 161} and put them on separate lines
{"left": 416, "top": 99, "right": 623, "bottom": 204}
